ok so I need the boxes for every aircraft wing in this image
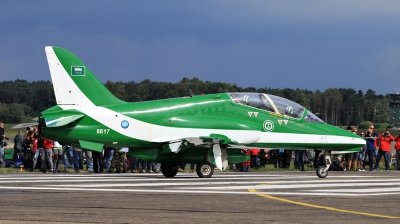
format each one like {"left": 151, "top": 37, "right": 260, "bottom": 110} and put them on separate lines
{"left": 160, "top": 133, "right": 243, "bottom": 153}
{"left": 160, "top": 133, "right": 244, "bottom": 171}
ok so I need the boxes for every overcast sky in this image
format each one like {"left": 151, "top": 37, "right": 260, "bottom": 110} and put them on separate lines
{"left": 1, "top": 0, "right": 400, "bottom": 95}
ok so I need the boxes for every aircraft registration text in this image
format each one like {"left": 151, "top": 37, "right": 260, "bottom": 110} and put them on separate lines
{"left": 96, "top": 129, "right": 110, "bottom": 134}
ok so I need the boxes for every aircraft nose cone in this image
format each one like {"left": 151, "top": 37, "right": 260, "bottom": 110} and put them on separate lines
{"left": 334, "top": 134, "right": 365, "bottom": 148}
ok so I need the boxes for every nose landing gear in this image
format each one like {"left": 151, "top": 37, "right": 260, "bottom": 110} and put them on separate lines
{"left": 316, "top": 150, "right": 332, "bottom": 178}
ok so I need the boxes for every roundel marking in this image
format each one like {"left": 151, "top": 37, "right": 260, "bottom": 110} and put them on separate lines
{"left": 121, "top": 120, "right": 129, "bottom": 129}
{"left": 263, "top": 120, "right": 274, "bottom": 132}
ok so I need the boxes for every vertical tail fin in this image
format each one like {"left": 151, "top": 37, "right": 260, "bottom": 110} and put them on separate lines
{"left": 45, "top": 46, "right": 125, "bottom": 106}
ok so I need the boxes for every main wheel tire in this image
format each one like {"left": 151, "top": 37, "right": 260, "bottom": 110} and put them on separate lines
{"left": 316, "top": 165, "right": 328, "bottom": 178}
{"left": 161, "top": 163, "right": 178, "bottom": 178}
{"left": 196, "top": 161, "right": 214, "bottom": 178}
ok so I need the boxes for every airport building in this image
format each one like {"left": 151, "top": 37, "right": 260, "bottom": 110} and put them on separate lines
{"left": 390, "top": 94, "right": 400, "bottom": 123}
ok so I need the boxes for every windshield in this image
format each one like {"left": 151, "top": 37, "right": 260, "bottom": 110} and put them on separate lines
{"left": 228, "top": 92, "right": 322, "bottom": 122}
{"left": 304, "top": 110, "right": 324, "bottom": 123}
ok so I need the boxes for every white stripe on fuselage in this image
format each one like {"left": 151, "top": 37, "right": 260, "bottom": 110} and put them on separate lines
{"left": 258, "top": 132, "right": 364, "bottom": 145}
{"left": 59, "top": 104, "right": 260, "bottom": 144}
{"left": 59, "top": 105, "right": 364, "bottom": 147}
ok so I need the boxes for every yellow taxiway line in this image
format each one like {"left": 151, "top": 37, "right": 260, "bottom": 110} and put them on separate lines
{"left": 248, "top": 186, "right": 400, "bottom": 219}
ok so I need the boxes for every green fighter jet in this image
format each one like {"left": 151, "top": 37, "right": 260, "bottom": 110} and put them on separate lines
{"left": 38, "top": 46, "right": 365, "bottom": 178}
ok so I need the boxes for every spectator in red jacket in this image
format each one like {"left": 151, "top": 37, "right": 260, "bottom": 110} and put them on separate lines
{"left": 249, "top": 148, "right": 260, "bottom": 169}
{"left": 41, "top": 138, "right": 54, "bottom": 173}
{"left": 394, "top": 131, "right": 400, "bottom": 170}
{"left": 373, "top": 130, "right": 394, "bottom": 171}
{"left": 241, "top": 149, "right": 250, "bottom": 172}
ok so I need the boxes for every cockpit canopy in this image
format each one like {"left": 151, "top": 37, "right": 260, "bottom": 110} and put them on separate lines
{"left": 228, "top": 92, "right": 324, "bottom": 123}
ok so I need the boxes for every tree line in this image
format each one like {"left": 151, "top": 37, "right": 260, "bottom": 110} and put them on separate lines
{"left": 0, "top": 78, "right": 390, "bottom": 125}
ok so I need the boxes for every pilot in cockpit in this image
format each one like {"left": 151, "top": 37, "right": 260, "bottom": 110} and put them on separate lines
{"left": 285, "top": 106, "right": 294, "bottom": 115}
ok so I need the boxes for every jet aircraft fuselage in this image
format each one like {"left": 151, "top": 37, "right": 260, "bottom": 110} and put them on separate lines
{"left": 40, "top": 92, "right": 362, "bottom": 151}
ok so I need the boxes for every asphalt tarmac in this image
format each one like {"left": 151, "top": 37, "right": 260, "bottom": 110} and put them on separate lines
{"left": 0, "top": 171, "right": 400, "bottom": 223}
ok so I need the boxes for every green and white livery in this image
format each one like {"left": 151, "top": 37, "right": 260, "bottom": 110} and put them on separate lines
{"left": 39, "top": 46, "right": 365, "bottom": 178}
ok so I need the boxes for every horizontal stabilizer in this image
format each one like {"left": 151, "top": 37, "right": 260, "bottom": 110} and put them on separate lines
{"left": 11, "top": 122, "right": 38, "bottom": 129}
{"left": 45, "top": 115, "right": 84, "bottom": 127}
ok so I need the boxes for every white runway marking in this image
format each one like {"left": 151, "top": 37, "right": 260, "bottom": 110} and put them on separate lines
{"left": 0, "top": 173, "right": 399, "bottom": 197}
{"left": 187, "top": 181, "right": 400, "bottom": 190}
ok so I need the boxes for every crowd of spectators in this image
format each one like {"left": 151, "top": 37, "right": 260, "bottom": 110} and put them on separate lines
{"left": 234, "top": 148, "right": 301, "bottom": 172}
{"left": 339, "top": 124, "right": 400, "bottom": 172}
{"left": 234, "top": 124, "right": 400, "bottom": 172}
{"left": 0, "top": 125, "right": 162, "bottom": 173}
{"left": 1, "top": 123, "right": 400, "bottom": 173}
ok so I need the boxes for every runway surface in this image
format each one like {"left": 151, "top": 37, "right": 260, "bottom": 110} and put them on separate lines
{"left": 0, "top": 171, "right": 400, "bottom": 223}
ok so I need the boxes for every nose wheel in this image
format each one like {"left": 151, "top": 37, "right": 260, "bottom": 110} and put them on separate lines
{"left": 316, "top": 165, "right": 328, "bottom": 178}
{"left": 316, "top": 150, "right": 332, "bottom": 178}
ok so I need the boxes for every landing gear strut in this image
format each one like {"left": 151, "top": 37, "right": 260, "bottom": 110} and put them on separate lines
{"left": 316, "top": 150, "right": 331, "bottom": 178}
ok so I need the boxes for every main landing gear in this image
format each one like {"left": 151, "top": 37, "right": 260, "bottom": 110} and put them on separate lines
{"left": 161, "top": 163, "right": 179, "bottom": 178}
{"left": 160, "top": 144, "right": 221, "bottom": 178}
{"left": 316, "top": 150, "right": 332, "bottom": 178}
{"left": 160, "top": 161, "right": 215, "bottom": 178}
{"left": 196, "top": 161, "right": 214, "bottom": 178}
